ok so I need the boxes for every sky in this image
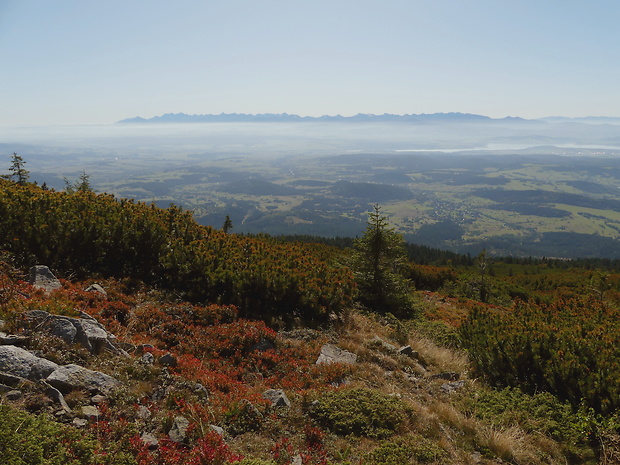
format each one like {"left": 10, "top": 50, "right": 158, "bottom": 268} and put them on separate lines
{"left": 1, "top": 0, "right": 620, "bottom": 125}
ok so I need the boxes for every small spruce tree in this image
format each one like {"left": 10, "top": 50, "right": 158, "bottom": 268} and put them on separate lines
{"left": 64, "top": 170, "right": 93, "bottom": 194}
{"left": 223, "top": 215, "right": 233, "bottom": 233}
{"left": 352, "top": 205, "right": 415, "bottom": 318}
{"left": 4, "top": 153, "right": 29, "bottom": 185}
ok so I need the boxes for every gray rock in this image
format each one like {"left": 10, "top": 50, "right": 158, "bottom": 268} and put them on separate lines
{"left": 0, "top": 334, "right": 29, "bottom": 346}
{"left": 398, "top": 345, "right": 419, "bottom": 359}
{"left": 168, "top": 416, "right": 190, "bottom": 443}
{"left": 29, "top": 265, "right": 61, "bottom": 292}
{"left": 46, "top": 364, "right": 120, "bottom": 394}
{"left": 441, "top": 380, "right": 466, "bottom": 393}
{"left": 91, "top": 394, "right": 106, "bottom": 404}
{"left": 137, "top": 405, "right": 152, "bottom": 420}
{"left": 0, "top": 371, "right": 26, "bottom": 387}
{"left": 73, "top": 418, "right": 88, "bottom": 428}
{"left": 45, "top": 317, "right": 78, "bottom": 344}
{"left": 159, "top": 353, "right": 177, "bottom": 367}
{"left": 6, "top": 390, "right": 22, "bottom": 400}
{"left": 141, "top": 352, "right": 155, "bottom": 365}
{"left": 141, "top": 432, "right": 159, "bottom": 450}
{"left": 316, "top": 344, "right": 357, "bottom": 365}
{"left": 0, "top": 345, "right": 59, "bottom": 380}
{"left": 74, "top": 318, "right": 110, "bottom": 354}
{"left": 84, "top": 284, "right": 107, "bottom": 297}
{"left": 291, "top": 455, "right": 303, "bottom": 465}
{"left": 42, "top": 381, "right": 72, "bottom": 413}
{"left": 430, "top": 372, "right": 460, "bottom": 381}
{"left": 23, "top": 310, "right": 122, "bottom": 355}
{"left": 81, "top": 405, "right": 101, "bottom": 420}
{"left": 263, "top": 389, "right": 291, "bottom": 407}
{"left": 210, "top": 425, "right": 225, "bottom": 436}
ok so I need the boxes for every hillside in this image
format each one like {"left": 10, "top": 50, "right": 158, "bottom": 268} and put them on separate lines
{"left": 1, "top": 180, "right": 620, "bottom": 464}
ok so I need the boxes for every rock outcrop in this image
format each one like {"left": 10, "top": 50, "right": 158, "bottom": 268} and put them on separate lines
{"left": 0, "top": 345, "right": 59, "bottom": 380}
{"left": 23, "top": 310, "right": 125, "bottom": 355}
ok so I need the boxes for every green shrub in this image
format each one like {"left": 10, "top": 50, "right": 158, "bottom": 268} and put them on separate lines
{"left": 0, "top": 404, "right": 97, "bottom": 464}
{"left": 310, "top": 388, "right": 411, "bottom": 438}
{"left": 366, "top": 435, "right": 446, "bottom": 464}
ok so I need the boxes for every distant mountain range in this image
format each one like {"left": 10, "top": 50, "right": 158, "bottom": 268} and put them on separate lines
{"left": 117, "top": 113, "right": 620, "bottom": 125}
{"left": 117, "top": 112, "right": 529, "bottom": 124}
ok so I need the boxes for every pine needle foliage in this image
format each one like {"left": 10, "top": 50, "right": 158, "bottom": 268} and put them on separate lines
{"left": 352, "top": 205, "right": 415, "bottom": 318}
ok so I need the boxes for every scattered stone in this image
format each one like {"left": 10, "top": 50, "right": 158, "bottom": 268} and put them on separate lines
{"left": 263, "top": 389, "right": 291, "bottom": 407}
{"left": 81, "top": 405, "right": 101, "bottom": 420}
{"left": 42, "top": 381, "right": 72, "bottom": 413}
{"left": 0, "top": 345, "right": 59, "bottom": 380}
{"left": 137, "top": 405, "right": 152, "bottom": 420}
{"left": 91, "top": 394, "right": 106, "bottom": 404}
{"left": 369, "top": 336, "right": 397, "bottom": 353}
{"left": 84, "top": 284, "right": 107, "bottom": 297}
{"left": 168, "top": 416, "right": 190, "bottom": 443}
{"left": 141, "top": 432, "right": 159, "bottom": 450}
{"left": 0, "top": 371, "right": 26, "bottom": 387}
{"left": 0, "top": 334, "right": 28, "bottom": 346}
{"left": 210, "top": 425, "right": 225, "bottom": 436}
{"left": 430, "top": 372, "right": 460, "bottom": 382}
{"left": 159, "top": 353, "right": 177, "bottom": 368}
{"left": 441, "top": 380, "right": 466, "bottom": 394}
{"left": 46, "top": 364, "right": 120, "bottom": 394}
{"left": 141, "top": 352, "right": 155, "bottom": 365}
{"left": 291, "top": 455, "right": 303, "bottom": 465}
{"left": 29, "top": 265, "right": 62, "bottom": 292}
{"left": 316, "top": 344, "right": 357, "bottom": 365}
{"left": 398, "top": 345, "right": 419, "bottom": 359}
{"left": 6, "top": 390, "right": 22, "bottom": 400}
{"left": 73, "top": 418, "right": 88, "bottom": 428}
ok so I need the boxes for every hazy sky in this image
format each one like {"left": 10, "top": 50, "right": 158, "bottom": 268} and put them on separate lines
{"left": 2, "top": 0, "right": 619, "bottom": 125}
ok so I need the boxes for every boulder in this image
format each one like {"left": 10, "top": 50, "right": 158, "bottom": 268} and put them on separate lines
{"left": 29, "top": 265, "right": 61, "bottom": 292}
{"left": 168, "top": 416, "right": 190, "bottom": 443}
{"left": 81, "top": 405, "right": 101, "bottom": 420}
{"left": 159, "top": 353, "right": 177, "bottom": 367}
{"left": 316, "top": 344, "right": 357, "bottom": 365}
{"left": 46, "top": 364, "right": 120, "bottom": 394}
{"left": 0, "top": 345, "right": 59, "bottom": 380}
{"left": 398, "top": 345, "right": 419, "bottom": 359}
{"left": 263, "top": 389, "right": 291, "bottom": 407}
{"left": 84, "top": 284, "right": 107, "bottom": 298}
{"left": 23, "top": 310, "right": 123, "bottom": 355}
{"left": 141, "top": 432, "right": 159, "bottom": 450}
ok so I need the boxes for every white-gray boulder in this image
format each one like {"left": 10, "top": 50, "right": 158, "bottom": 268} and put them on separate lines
{"left": 46, "top": 364, "right": 120, "bottom": 394}
{"left": 29, "top": 265, "right": 61, "bottom": 292}
{"left": 0, "top": 345, "right": 59, "bottom": 380}
{"left": 316, "top": 344, "right": 357, "bottom": 365}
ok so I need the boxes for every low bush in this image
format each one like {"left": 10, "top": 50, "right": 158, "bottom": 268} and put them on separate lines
{"left": 309, "top": 387, "right": 411, "bottom": 439}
